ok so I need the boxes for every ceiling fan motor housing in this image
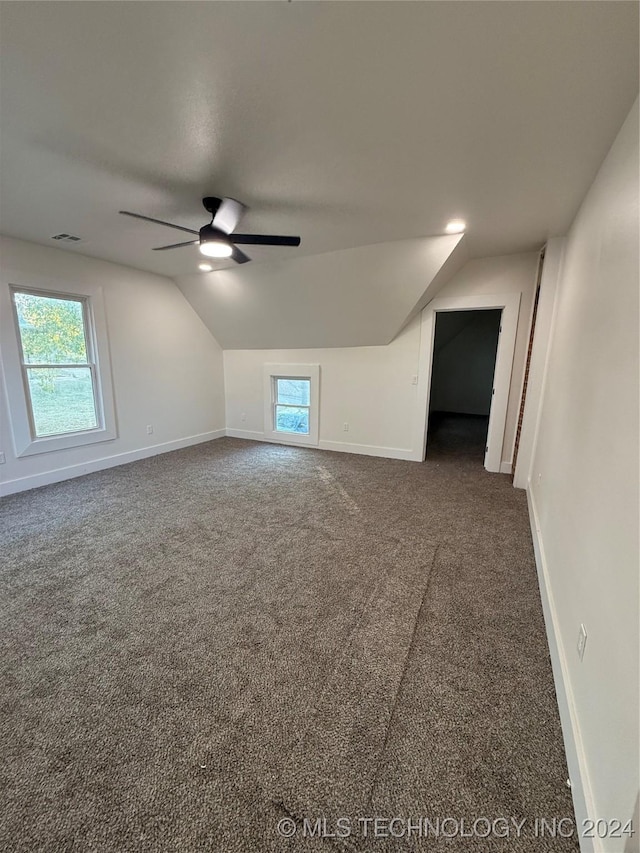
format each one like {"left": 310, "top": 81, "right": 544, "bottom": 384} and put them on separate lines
{"left": 202, "top": 197, "right": 222, "bottom": 216}
{"left": 199, "top": 223, "right": 229, "bottom": 245}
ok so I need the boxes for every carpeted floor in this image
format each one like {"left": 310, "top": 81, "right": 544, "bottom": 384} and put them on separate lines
{"left": 0, "top": 432, "right": 577, "bottom": 852}
{"left": 427, "top": 411, "right": 490, "bottom": 462}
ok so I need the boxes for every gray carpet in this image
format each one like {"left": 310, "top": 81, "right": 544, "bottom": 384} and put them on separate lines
{"left": 0, "top": 433, "right": 577, "bottom": 852}
{"left": 427, "top": 411, "right": 490, "bottom": 461}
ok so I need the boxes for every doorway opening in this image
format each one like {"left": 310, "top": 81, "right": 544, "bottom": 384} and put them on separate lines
{"left": 426, "top": 309, "right": 502, "bottom": 463}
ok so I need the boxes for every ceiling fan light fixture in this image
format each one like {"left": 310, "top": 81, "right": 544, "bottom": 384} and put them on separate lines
{"left": 199, "top": 240, "right": 233, "bottom": 258}
{"left": 199, "top": 223, "right": 234, "bottom": 258}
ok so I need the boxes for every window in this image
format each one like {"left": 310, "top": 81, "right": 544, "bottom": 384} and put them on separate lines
{"left": 1, "top": 281, "right": 117, "bottom": 457}
{"left": 12, "top": 290, "right": 99, "bottom": 438}
{"left": 274, "top": 377, "right": 311, "bottom": 435}
{"left": 263, "top": 363, "right": 320, "bottom": 446}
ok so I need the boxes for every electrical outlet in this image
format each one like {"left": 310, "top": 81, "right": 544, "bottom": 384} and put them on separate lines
{"left": 577, "top": 624, "right": 587, "bottom": 661}
{"left": 0, "top": 452, "right": 5, "bottom": 464}
{"left": 411, "top": 374, "right": 418, "bottom": 385}
{"left": 343, "top": 422, "right": 349, "bottom": 432}
{"left": 241, "top": 413, "right": 247, "bottom": 422}
{"left": 146, "top": 425, "right": 154, "bottom": 435}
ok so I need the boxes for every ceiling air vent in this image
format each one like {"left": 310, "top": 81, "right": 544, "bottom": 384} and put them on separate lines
{"left": 51, "top": 233, "right": 82, "bottom": 242}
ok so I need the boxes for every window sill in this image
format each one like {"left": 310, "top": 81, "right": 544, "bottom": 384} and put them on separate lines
{"left": 264, "top": 429, "right": 318, "bottom": 447}
{"left": 16, "top": 425, "right": 118, "bottom": 458}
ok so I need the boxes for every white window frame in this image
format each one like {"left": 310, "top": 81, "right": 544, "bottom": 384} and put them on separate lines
{"left": 1, "top": 278, "right": 117, "bottom": 457}
{"left": 272, "top": 376, "right": 312, "bottom": 437}
{"left": 263, "top": 363, "right": 320, "bottom": 446}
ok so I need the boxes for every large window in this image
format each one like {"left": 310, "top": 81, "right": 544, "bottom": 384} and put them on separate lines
{"left": 1, "top": 280, "right": 117, "bottom": 458}
{"left": 273, "top": 377, "right": 311, "bottom": 435}
{"left": 13, "top": 290, "right": 99, "bottom": 438}
{"left": 263, "top": 363, "right": 320, "bottom": 446}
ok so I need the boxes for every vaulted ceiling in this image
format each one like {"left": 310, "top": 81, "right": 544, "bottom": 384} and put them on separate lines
{"left": 175, "top": 234, "right": 465, "bottom": 349}
{"left": 1, "top": 1, "right": 637, "bottom": 279}
{"left": 0, "top": 2, "right": 637, "bottom": 349}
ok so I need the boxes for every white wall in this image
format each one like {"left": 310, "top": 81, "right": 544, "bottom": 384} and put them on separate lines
{"left": 224, "top": 251, "right": 537, "bottom": 467}
{"left": 0, "top": 243, "right": 539, "bottom": 487}
{"left": 225, "top": 315, "right": 422, "bottom": 460}
{"left": 429, "top": 309, "right": 502, "bottom": 416}
{"left": 0, "top": 237, "right": 226, "bottom": 494}
{"left": 527, "top": 100, "right": 639, "bottom": 850}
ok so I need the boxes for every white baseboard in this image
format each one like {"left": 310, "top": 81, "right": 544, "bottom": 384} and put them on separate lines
{"left": 226, "top": 428, "right": 268, "bottom": 442}
{"left": 527, "top": 488, "right": 597, "bottom": 853}
{"left": 0, "top": 429, "right": 226, "bottom": 497}
{"left": 226, "top": 427, "right": 323, "bottom": 451}
{"left": 225, "top": 428, "right": 414, "bottom": 461}
{"left": 319, "top": 438, "right": 414, "bottom": 461}
{"left": 500, "top": 460, "right": 513, "bottom": 475}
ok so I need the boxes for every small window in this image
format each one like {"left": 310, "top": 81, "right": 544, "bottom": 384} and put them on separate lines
{"left": 273, "top": 377, "right": 311, "bottom": 435}
{"left": 12, "top": 289, "right": 99, "bottom": 439}
{"left": 263, "top": 363, "right": 319, "bottom": 446}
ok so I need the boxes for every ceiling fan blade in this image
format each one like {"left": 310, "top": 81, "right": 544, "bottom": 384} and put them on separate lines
{"left": 230, "top": 234, "right": 301, "bottom": 247}
{"left": 231, "top": 246, "right": 251, "bottom": 264}
{"left": 212, "top": 198, "right": 247, "bottom": 235}
{"left": 152, "top": 240, "right": 199, "bottom": 251}
{"left": 119, "top": 211, "right": 199, "bottom": 235}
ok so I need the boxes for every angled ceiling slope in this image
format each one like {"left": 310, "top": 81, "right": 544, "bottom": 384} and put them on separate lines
{"left": 0, "top": 2, "right": 638, "bottom": 276}
{"left": 174, "top": 234, "right": 464, "bottom": 350}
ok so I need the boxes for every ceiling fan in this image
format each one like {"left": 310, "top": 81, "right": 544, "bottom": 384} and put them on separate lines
{"left": 119, "top": 197, "right": 301, "bottom": 264}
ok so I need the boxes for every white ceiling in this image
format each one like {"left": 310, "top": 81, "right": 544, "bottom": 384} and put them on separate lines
{"left": 0, "top": 1, "right": 638, "bottom": 279}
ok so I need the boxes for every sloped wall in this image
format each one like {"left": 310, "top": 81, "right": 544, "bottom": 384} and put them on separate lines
{"left": 174, "top": 235, "right": 464, "bottom": 350}
{"left": 0, "top": 236, "right": 226, "bottom": 494}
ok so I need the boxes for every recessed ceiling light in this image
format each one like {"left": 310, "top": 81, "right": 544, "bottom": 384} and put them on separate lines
{"left": 198, "top": 263, "right": 213, "bottom": 272}
{"left": 446, "top": 219, "right": 466, "bottom": 234}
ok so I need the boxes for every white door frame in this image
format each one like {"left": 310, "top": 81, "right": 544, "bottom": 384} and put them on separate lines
{"left": 412, "top": 292, "right": 521, "bottom": 472}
